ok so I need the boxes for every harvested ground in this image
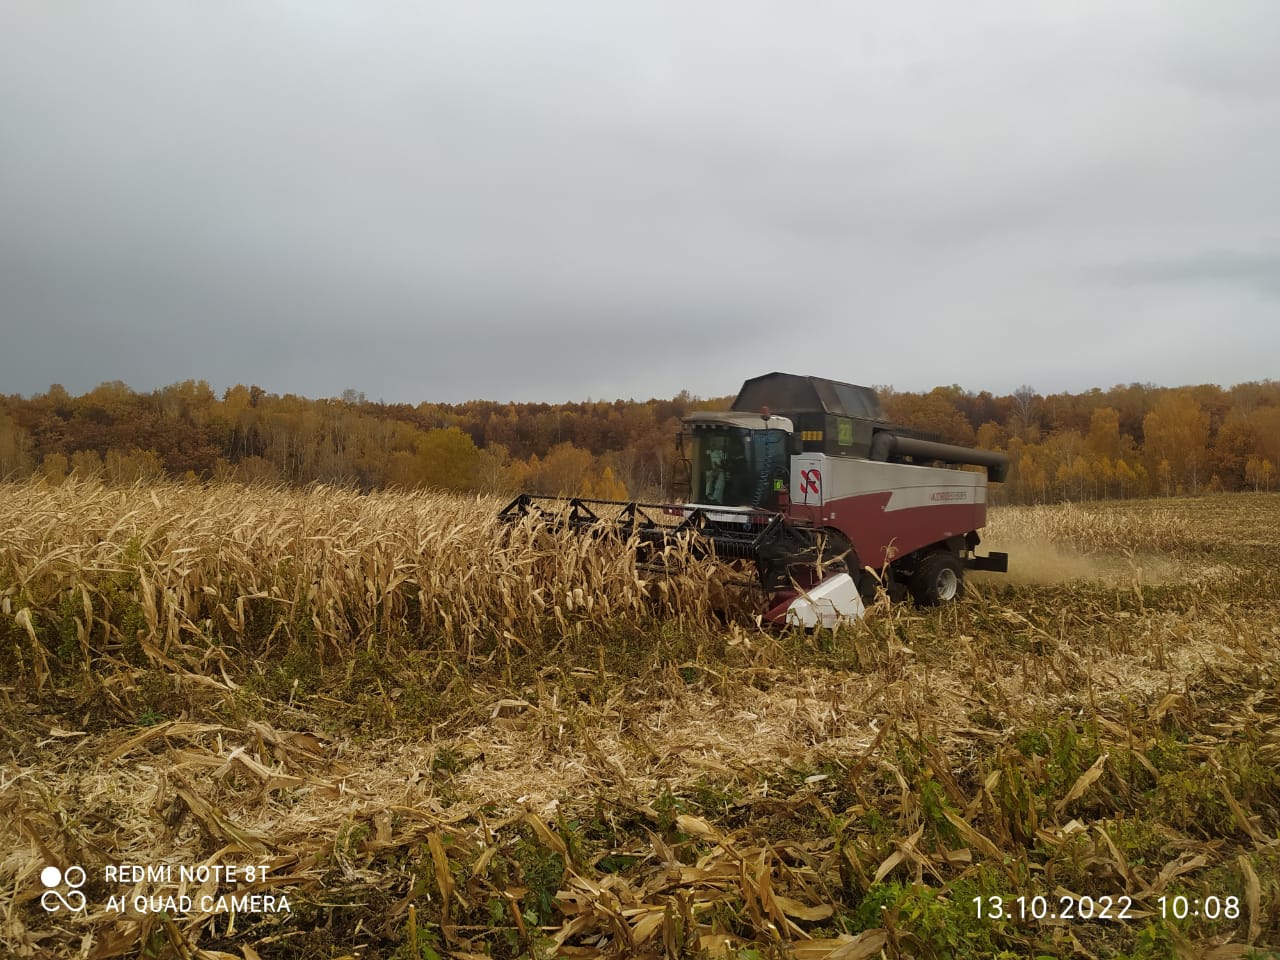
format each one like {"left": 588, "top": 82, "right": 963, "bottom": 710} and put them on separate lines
{"left": 2, "top": 484, "right": 1280, "bottom": 959}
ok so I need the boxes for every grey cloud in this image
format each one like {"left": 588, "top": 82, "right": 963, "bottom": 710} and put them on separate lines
{"left": 1096, "top": 250, "right": 1280, "bottom": 299}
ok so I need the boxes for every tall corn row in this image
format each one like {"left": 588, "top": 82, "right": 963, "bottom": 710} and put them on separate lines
{"left": 984, "top": 501, "right": 1187, "bottom": 553}
{"left": 0, "top": 480, "right": 721, "bottom": 686}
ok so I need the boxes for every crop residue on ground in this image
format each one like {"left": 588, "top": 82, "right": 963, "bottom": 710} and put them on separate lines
{"left": 3, "top": 483, "right": 1280, "bottom": 958}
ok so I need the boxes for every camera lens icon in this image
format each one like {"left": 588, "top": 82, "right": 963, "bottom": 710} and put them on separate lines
{"left": 40, "top": 864, "right": 87, "bottom": 913}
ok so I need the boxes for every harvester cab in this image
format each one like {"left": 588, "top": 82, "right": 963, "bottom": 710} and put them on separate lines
{"left": 499, "top": 372, "right": 1009, "bottom": 629}
{"left": 681, "top": 410, "right": 794, "bottom": 512}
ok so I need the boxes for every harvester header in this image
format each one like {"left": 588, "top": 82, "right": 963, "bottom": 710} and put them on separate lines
{"left": 500, "top": 373, "right": 1008, "bottom": 628}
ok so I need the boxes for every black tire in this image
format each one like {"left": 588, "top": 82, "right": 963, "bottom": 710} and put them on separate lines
{"left": 909, "top": 552, "right": 965, "bottom": 606}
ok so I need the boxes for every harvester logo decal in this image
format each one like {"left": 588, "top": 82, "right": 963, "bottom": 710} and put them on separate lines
{"left": 800, "top": 468, "right": 822, "bottom": 498}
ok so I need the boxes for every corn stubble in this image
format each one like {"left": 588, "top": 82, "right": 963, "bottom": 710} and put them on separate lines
{"left": 3, "top": 481, "right": 1280, "bottom": 959}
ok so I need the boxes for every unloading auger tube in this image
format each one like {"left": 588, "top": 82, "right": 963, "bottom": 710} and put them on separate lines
{"left": 868, "top": 432, "right": 1010, "bottom": 483}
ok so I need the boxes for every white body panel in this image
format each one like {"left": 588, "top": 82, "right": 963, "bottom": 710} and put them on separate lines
{"left": 791, "top": 454, "right": 986, "bottom": 522}
{"left": 791, "top": 455, "right": 826, "bottom": 507}
{"left": 785, "top": 573, "right": 865, "bottom": 628}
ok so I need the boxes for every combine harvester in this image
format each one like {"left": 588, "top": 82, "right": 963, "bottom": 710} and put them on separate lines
{"left": 500, "top": 373, "right": 1009, "bottom": 628}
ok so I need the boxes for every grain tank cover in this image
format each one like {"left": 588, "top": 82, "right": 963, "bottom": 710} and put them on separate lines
{"left": 731, "top": 372, "right": 886, "bottom": 421}
{"left": 732, "top": 372, "right": 887, "bottom": 458}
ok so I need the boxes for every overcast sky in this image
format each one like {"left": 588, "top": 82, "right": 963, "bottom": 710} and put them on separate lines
{"left": 2, "top": 2, "right": 1278, "bottom": 404}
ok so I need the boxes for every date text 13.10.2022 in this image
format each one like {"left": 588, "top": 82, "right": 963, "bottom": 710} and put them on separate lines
{"left": 974, "top": 895, "right": 1241, "bottom": 922}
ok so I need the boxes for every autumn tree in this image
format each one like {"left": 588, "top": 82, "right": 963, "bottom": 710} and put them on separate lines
{"left": 69, "top": 449, "right": 104, "bottom": 479}
{"left": 1018, "top": 449, "right": 1049, "bottom": 503}
{"left": 474, "top": 442, "right": 515, "bottom": 495}
{"left": 40, "top": 452, "right": 69, "bottom": 485}
{"left": 1142, "top": 392, "right": 1210, "bottom": 494}
{"left": 975, "top": 421, "right": 1007, "bottom": 451}
{"left": 1246, "top": 457, "right": 1276, "bottom": 492}
{"left": 1086, "top": 408, "right": 1124, "bottom": 462}
{"left": 1011, "top": 385, "right": 1040, "bottom": 442}
{"left": 882, "top": 388, "right": 976, "bottom": 445}
{"left": 1113, "top": 459, "right": 1134, "bottom": 498}
{"left": 1247, "top": 407, "right": 1280, "bottom": 473}
{"left": 1094, "top": 456, "right": 1115, "bottom": 498}
{"left": 0, "top": 412, "right": 34, "bottom": 477}
{"left": 104, "top": 448, "right": 166, "bottom": 484}
{"left": 413, "top": 428, "right": 481, "bottom": 492}
{"left": 595, "top": 465, "right": 629, "bottom": 500}
{"left": 1210, "top": 414, "right": 1258, "bottom": 491}
{"left": 531, "top": 443, "right": 595, "bottom": 496}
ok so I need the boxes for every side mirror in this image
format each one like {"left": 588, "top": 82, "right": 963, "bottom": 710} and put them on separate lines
{"left": 789, "top": 433, "right": 803, "bottom": 455}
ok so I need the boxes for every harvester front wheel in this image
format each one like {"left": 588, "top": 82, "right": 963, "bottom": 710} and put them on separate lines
{"left": 909, "top": 552, "right": 964, "bottom": 606}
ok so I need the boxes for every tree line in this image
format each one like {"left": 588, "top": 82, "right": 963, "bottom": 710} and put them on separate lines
{"left": 1, "top": 378, "right": 1277, "bottom": 503}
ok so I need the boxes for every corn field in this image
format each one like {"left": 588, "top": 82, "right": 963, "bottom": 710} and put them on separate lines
{"left": 1, "top": 480, "right": 727, "bottom": 695}
{"left": 3, "top": 481, "right": 1280, "bottom": 959}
